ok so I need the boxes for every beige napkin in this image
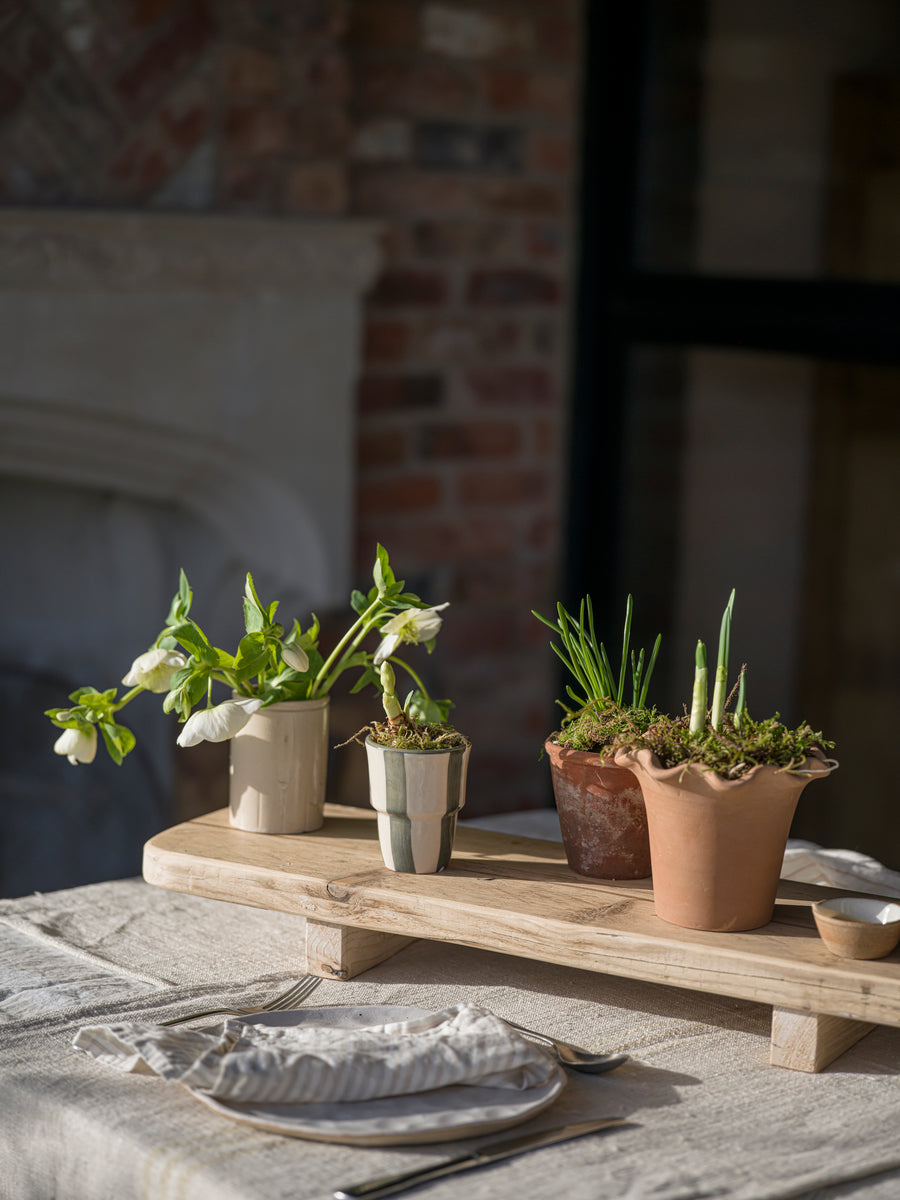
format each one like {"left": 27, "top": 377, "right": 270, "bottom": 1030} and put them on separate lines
{"left": 72, "top": 1003, "right": 563, "bottom": 1104}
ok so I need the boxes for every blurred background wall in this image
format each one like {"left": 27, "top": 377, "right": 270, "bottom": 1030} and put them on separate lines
{"left": 1, "top": 0, "right": 898, "bottom": 896}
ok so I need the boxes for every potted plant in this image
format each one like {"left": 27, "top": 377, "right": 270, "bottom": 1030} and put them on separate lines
{"left": 349, "top": 660, "right": 470, "bottom": 874}
{"left": 534, "top": 595, "right": 662, "bottom": 880}
{"left": 46, "top": 545, "right": 450, "bottom": 836}
{"left": 615, "top": 590, "right": 838, "bottom": 931}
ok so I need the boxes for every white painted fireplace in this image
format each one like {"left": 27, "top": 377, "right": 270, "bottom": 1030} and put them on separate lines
{"left": 0, "top": 209, "right": 381, "bottom": 896}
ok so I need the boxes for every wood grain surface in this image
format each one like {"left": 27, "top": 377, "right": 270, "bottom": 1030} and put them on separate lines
{"left": 143, "top": 804, "right": 900, "bottom": 1031}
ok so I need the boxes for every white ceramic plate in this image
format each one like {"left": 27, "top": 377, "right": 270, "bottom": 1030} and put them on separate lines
{"left": 187, "top": 1005, "right": 566, "bottom": 1145}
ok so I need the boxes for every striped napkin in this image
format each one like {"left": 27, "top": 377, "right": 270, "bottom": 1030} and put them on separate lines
{"left": 72, "top": 1003, "right": 562, "bottom": 1104}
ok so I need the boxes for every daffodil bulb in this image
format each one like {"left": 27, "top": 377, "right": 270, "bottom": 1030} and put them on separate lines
{"left": 282, "top": 642, "right": 309, "bottom": 672}
{"left": 373, "top": 603, "right": 449, "bottom": 666}
{"left": 54, "top": 726, "right": 97, "bottom": 765}
{"left": 176, "top": 698, "right": 263, "bottom": 748}
{"left": 122, "top": 648, "right": 188, "bottom": 693}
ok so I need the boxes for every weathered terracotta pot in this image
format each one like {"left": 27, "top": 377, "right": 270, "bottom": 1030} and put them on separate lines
{"left": 365, "top": 736, "right": 470, "bottom": 873}
{"left": 614, "top": 745, "right": 837, "bottom": 931}
{"left": 545, "top": 739, "right": 651, "bottom": 880}
{"left": 229, "top": 697, "right": 329, "bottom": 834}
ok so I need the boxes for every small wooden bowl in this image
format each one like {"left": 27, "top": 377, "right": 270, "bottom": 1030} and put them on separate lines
{"left": 812, "top": 897, "right": 900, "bottom": 960}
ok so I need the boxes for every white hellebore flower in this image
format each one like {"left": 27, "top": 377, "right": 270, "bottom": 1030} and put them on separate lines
{"left": 122, "top": 648, "right": 188, "bottom": 694}
{"left": 176, "top": 698, "right": 263, "bottom": 748}
{"left": 54, "top": 726, "right": 97, "bottom": 766}
{"left": 373, "top": 603, "right": 450, "bottom": 666}
{"left": 282, "top": 643, "right": 309, "bottom": 672}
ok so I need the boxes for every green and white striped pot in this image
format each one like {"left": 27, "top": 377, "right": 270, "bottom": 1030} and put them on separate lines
{"left": 365, "top": 735, "right": 471, "bottom": 873}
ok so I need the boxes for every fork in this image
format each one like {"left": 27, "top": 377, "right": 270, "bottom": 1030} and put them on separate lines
{"left": 157, "top": 974, "right": 322, "bottom": 1026}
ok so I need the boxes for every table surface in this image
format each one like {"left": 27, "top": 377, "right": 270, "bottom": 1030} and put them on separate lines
{"left": 4, "top": 811, "right": 900, "bottom": 1200}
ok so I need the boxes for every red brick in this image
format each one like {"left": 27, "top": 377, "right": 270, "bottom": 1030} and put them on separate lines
{"left": 347, "top": 1, "right": 419, "bottom": 50}
{"left": 353, "top": 168, "right": 474, "bottom": 215}
{"left": 467, "top": 268, "right": 560, "bottom": 305}
{"left": 224, "top": 105, "right": 292, "bottom": 155}
{"left": 529, "top": 71, "right": 575, "bottom": 122}
{"left": 109, "top": 125, "right": 180, "bottom": 199}
{"left": 358, "top": 428, "right": 409, "bottom": 468}
{"left": 355, "top": 58, "right": 476, "bottom": 117}
{"left": 535, "top": 14, "right": 580, "bottom": 63}
{"left": 291, "top": 105, "right": 351, "bottom": 156}
{"left": 303, "top": 49, "right": 351, "bottom": 103}
{"left": 220, "top": 44, "right": 282, "bottom": 96}
{"left": 529, "top": 130, "right": 573, "bottom": 174}
{"left": 482, "top": 65, "right": 574, "bottom": 121}
{"left": 355, "top": 515, "right": 519, "bottom": 567}
{"left": 157, "top": 73, "right": 212, "bottom": 150}
{"left": 478, "top": 178, "right": 564, "bottom": 215}
{"left": 533, "top": 415, "right": 556, "bottom": 454}
{"left": 356, "top": 473, "right": 443, "bottom": 514}
{"left": 413, "top": 218, "right": 519, "bottom": 259}
{"left": 368, "top": 267, "right": 449, "bottom": 307}
{"left": 466, "top": 365, "right": 555, "bottom": 407}
{"left": 457, "top": 467, "right": 550, "bottom": 505}
{"left": 524, "top": 218, "right": 565, "bottom": 258}
{"left": 357, "top": 373, "right": 444, "bottom": 412}
{"left": 364, "top": 318, "right": 412, "bottom": 362}
{"left": 483, "top": 67, "right": 530, "bottom": 113}
{"left": 282, "top": 161, "right": 348, "bottom": 213}
{"left": 419, "top": 420, "right": 522, "bottom": 459}
{"left": 219, "top": 157, "right": 277, "bottom": 210}
{"left": 113, "top": 0, "right": 214, "bottom": 119}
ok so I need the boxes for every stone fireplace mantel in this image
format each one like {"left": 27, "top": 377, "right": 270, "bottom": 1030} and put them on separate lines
{"left": 0, "top": 209, "right": 382, "bottom": 617}
{"left": 0, "top": 209, "right": 382, "bottom": 895}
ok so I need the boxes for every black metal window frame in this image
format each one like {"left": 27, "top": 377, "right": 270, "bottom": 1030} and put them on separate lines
{"left": 567, "top": 1, "right": 900, "bottom": 633}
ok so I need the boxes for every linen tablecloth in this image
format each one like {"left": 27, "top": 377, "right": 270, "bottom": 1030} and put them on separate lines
{"left": 3, "top": 815, "right": 900, "bottom": 1200}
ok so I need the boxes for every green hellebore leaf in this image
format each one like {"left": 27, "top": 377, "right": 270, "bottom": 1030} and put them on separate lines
{"left": 350, "top": 589, "right": 369, "bottom": 616}
{"left": 99, "top": 721, "right": 136, "bottom": 766}
{"left": 243, "top": 596, "right": 265, "bottom": 633}
{"left": 168, "top": 620, "right": 212, "bottom": 658}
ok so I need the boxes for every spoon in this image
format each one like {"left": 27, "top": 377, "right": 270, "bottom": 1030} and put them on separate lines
{"left": 503, "top": 1019, "right": 629, "bottom": 1074}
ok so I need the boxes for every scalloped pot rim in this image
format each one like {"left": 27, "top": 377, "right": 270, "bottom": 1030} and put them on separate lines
{"left": 613, "top": 745, "right": 838, "bottom": 794}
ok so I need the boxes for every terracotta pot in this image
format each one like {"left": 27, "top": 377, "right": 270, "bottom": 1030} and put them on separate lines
{"left": 229, "top": 697, "right": 329, "bottom": 834}
{"left": 365, "top": 735, "right": 471, "bottom": 873}
{"left": 545, "top": 739, "right": 650, "bottom": 879}
{"left": 615, "top": 745, "right": 837, "bottom": 931}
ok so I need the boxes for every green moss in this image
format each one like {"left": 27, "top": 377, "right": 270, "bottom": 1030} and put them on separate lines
{"left": 550, "top": 699, "right": 662, "bottom": 755}
{"left": 632, "top": 712, "right": 835, "bottom": 779}
{"left": 346, "top": 718, "right": 470, "bottom": 751}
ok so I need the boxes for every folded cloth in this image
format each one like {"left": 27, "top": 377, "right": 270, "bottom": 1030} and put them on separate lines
{"left": 72, "top": 1003, "right": 562, "bottom": 1105}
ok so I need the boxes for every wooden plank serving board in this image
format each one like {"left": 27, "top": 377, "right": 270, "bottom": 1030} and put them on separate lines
{"left": 143, "top": 804, "right": 900, "bottom": 1072}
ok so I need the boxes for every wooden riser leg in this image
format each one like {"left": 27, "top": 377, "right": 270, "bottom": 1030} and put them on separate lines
{"left": 770, "top": 1005, "right": 875, "bottom": 1072}
{"left": 305, "top": 918, "right": 416, "bottom": 980}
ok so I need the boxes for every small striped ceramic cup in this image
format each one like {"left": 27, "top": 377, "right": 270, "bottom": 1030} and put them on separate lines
{"left": 365, "top": 735, "right": 471, "bottom": 873}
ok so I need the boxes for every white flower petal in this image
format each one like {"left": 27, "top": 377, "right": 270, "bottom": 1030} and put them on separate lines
{"left": 123, "top": 648, "right": 188, "bottom": 693}
{"left": 176, "top": 698, "right": 263, "bottom": 748}
{"left": 373, "top": 632, "right": 400, "bottom": 666}
{"left": 53, "top": 726, "right": 97, "bottom": 765}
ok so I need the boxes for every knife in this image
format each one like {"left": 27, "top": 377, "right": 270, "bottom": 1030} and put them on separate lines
{"left": 333, "top": 1116, "right": 628, "bottom": 1200}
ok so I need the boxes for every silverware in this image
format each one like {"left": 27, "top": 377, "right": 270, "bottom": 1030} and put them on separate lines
{"left": 503, "top": 1019, "right": 629, "bottom": 1074}
{"left": 158, "top": 975, "right": 322, "bottom": 1026}
{"left": 333, "top": 1116, "right": 627, "bottom": 1200}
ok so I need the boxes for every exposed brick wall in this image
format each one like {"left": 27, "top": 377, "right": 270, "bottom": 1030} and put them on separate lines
{"left": 349, "top": 1, "right": 579, "bottom": 812}
{"left": 1, "top": 0, "right": 582, "bottom": 816}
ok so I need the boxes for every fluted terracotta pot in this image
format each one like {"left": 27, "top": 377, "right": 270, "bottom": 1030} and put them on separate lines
{"left": 545, "top": 739, "right": 650, "bottom": 879}
{"left": 365, "top": 736, "right": 471, "bottom": 873}
{"left": 615, "top": 745, "right": 837, "bottom": 931}
{"left": 229, "top": 697, "right": 329, "bottom": 834}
